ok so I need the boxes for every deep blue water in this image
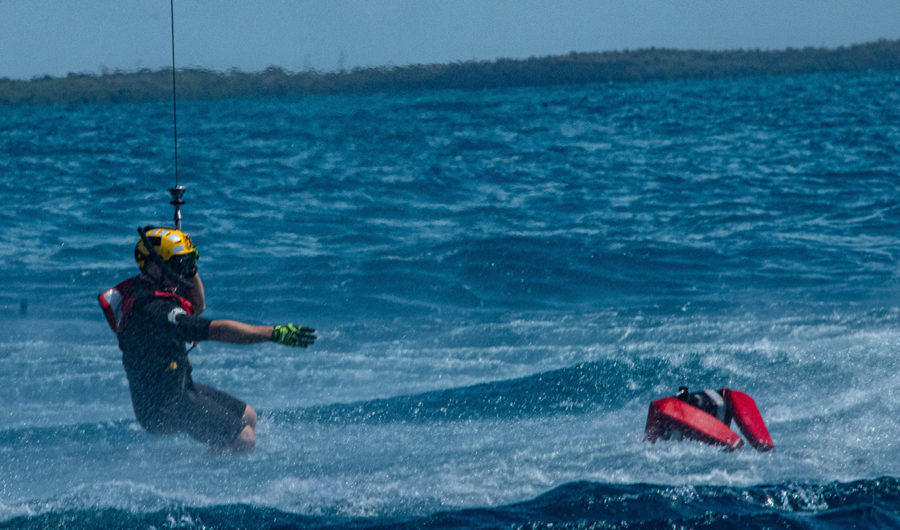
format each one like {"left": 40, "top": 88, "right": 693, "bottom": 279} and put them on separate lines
{"left": 2, "top": 71, "right": 900, "bottom": 528}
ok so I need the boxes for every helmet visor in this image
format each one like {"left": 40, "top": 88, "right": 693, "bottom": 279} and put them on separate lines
{"left": 168, "top": 250, "right": 198, "bottom": 277}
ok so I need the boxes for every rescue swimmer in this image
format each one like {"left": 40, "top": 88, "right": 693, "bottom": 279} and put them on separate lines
{"left": 99, "top": 226, "right": 316, "bottom": 452}
{"left": 644, "top": 386, "right": 774, "bottom": 452}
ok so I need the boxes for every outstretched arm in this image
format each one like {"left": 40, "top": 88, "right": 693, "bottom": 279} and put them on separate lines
{"left": 208, "top": 320, "right": 274, "bottom": 344}
{"left": 208, "top": 320, "right": 316, "bottom": 347}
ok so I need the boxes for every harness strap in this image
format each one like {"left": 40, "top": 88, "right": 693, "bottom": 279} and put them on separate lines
{"left": 98, "top": 276, "right": 193, "bottom": 335}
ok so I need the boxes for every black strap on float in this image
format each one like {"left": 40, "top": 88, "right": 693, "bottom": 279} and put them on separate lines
{"left": 137, "top": 226, "right": 194, "bottom": 290}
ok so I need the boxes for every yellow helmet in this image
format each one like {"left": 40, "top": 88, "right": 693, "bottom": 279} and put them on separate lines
{"left": 135, "top": 226, "right": 199, "bottom": 276}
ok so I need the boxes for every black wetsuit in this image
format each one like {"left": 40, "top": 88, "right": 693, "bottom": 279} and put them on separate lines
{"left": 117, "top": 278, "right": 247, "bottom": 447}
{"left": 676, "top": 388, "right": 733, "bottom": 425}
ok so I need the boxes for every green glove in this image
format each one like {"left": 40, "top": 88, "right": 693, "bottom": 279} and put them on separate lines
{"left": 272, "top": 324, "right": 316, "bottom": 347}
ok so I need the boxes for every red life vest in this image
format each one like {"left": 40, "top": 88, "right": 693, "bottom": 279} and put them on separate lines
{"left": 98, "top": 275, "right": 194, "bottom": 335}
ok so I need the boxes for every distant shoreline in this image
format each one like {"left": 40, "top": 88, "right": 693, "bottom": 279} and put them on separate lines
{"left": 2, "top": 39, "right": 899, "bottom": 106}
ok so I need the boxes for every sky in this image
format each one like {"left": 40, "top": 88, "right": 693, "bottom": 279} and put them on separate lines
{"left": 1, "top": 0, "right": 898, "bottom": 80}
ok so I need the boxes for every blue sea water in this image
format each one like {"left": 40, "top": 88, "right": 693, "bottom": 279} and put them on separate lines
{"left": 2, "top": 71, "right": 900, "bottom": 528}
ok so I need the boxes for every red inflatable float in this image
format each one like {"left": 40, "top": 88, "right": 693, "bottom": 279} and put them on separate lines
{"left": 644, "top": 387, "right": 774, "bottom": 452}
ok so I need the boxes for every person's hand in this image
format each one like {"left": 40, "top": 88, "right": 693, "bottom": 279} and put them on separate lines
{"left": 272, "top": 324, "right": 316, "bottom": 347}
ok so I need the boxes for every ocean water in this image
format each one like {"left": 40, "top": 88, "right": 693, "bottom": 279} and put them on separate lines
{"left": 2, "top": 71, "right": 900, "bottom": 528}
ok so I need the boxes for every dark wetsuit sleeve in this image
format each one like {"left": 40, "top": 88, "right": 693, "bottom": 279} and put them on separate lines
{"left": 144, "top": 298, "right": 211, "bottom": 342}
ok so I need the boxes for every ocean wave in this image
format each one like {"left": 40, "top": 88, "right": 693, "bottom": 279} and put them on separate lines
{"left": 268, "top": 357, "right": 720, "bottom": 425}
{"left": 4, "top": 477, "right": 898, "bottom": 529}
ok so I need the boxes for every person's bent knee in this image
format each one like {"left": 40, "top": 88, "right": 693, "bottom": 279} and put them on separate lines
{"left": 243, "top": 405, "right": 258, "bottom": 429}
{"left": 228, "top": 424, "right": 255, "bottom": 452}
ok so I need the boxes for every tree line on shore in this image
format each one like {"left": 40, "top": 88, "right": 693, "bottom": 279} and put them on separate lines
{"left": 2, "top": 39, "right": 899, "bottom": 106}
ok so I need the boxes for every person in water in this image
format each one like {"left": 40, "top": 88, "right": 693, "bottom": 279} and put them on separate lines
{"left": 644, "top": 386, "right": 774, "bottom": 451}
{"left": 101, "top": 226, "right": 316, "bottom": 452}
